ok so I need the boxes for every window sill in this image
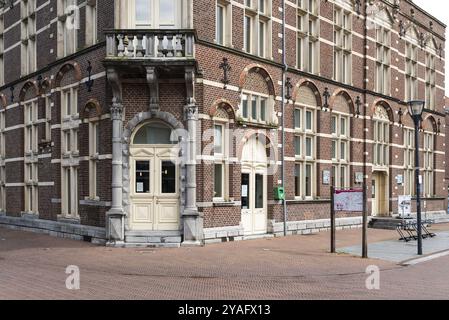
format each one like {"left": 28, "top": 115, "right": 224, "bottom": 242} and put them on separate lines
{"left": 237, "top": 120, "right": 279, "bottom": 129}
{"left": 213, "top": 201, "right": 238, "bottom": 207}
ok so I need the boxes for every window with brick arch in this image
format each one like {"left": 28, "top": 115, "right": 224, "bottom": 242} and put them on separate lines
{"left": 0, "top": 108, "right": 5, "bottom": 213}
{"left": 61, "top": 86, "right": 79, "bottom": 219}
{"left": 21, "top": 0, "right": 37, "bottom": 76}
{"left": 422, "top": 131, "right": 435, "bottom": 197}
{"left": 213, "top": 108, "right": 230, "bottom": 202}
{"left": 372, "top": 106, "right": 390, "bottom": 168}
{"left": 296, "top": 0, "right": 319, "bottom": 74}
{"left": 333, "top": 5, "right": 352, "bottom": 85}
{"left": 243, "top": 0, "right": 272, "bottom": 58}
{"left": 403, "top": 128, "right": 415, "bottom": 196}
{"left": 24, "top": 99, "right": 39, "bottom": 215}
{"left": 293, "top": 85, "right": 317, "bottom": 199}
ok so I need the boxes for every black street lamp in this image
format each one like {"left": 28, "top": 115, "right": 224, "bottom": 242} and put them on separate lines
{"left": 407, "top": 100, "right": 425, "bottom": 255}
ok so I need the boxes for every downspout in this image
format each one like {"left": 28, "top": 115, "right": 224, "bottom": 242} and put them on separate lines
{"left": 362, "top": 0, "right": 368, "bottom": 258}
{"left": 282, "top": 0, "right": 288, "bottom": 236}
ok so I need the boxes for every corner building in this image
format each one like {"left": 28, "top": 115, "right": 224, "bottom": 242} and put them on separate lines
{"left": 0, "top": 0, "right": 446, "bottom": 246}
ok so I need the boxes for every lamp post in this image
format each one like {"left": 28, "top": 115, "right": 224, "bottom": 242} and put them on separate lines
{"left": 407, "top": 100, "right": 425, "bottom": 255}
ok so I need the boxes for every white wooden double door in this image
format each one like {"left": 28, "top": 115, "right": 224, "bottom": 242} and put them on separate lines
{"left": 241, "top": 137, "right": 268, "bottom": 236}
{"left": 130, "top": 146, "right": 180, "bottom": 231}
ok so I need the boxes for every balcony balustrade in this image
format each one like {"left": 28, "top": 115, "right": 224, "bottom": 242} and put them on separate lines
{"left": 105, "top": 29, "right": 195, "bottom": 60}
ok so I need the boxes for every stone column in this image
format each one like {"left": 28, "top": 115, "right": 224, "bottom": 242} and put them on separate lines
{"left": 182, "top": 100, "right": 203, "bottom": 246}
{"left": 106, "top": 68, "right": 125, "bottom": 244}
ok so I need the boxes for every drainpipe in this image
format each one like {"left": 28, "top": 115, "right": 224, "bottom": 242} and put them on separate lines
{"left": 281, "top": 0, "right": 288, "bottom": 236}
{"left": 362, "top": 0, "right": 368, "bottom": 258}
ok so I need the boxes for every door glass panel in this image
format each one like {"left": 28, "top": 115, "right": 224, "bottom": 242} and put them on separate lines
{"left": 159, "top": 0, "right": 175, "bottom": 26}
{"left": 255, "top": 174, "right": 264, "bottom": 209}
{"left": 241, "top": 173, "right": 250, "bottom": 209}
{"left": 136, "top": 161, "right": 150, "bottom": 193}
{"left": 136, "top": 0, "right": 151, "bottom": 25}
{"left": 161, "top": 161, "right": 176, "bottom": 194}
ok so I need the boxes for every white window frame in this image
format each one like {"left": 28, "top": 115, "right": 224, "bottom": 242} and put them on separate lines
{"left": 243, "top": 0, "right": 272, "bottom": 58}
{"left": 23, "top": 99, "right": 39, "bottom": 215}
{"left": 334, "top": 7, "right": 352, "bottom": 84}
{"left": 331, "top": 113, "right": 350, "bottom": 189}
{"left": 21, "top": 0, "right": 37, "bottom": 76}
{"left": 86, "top": 0, "right": 98, "bottom": 46}
{"left": 128, "top": 0, "right": 182, "bottom": 29}
{"left": 297, "top": 0, "right": 319, "bottom": 74}
{"left": 403, "top": 128, "right": 415, "bottom": 196}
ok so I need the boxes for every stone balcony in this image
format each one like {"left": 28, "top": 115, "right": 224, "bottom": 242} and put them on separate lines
{"left": 104, "top": 29, "right": 196, "bottom": 69}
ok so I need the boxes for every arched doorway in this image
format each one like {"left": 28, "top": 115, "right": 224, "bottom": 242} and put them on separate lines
{"left": 241, "top": 136, "right": 268, "bottom": 235}
{"left": 129, "top": 121, "right": 180, "bottom": 231}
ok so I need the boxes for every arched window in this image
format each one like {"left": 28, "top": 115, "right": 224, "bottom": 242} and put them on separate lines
{"left": 133, "top": 121, "right": 176, "bottom": 145}
{"left": 373, "top": 105, "right": 390, "bottom": 168}
{"left": 293, "top": 85, "right": 317, "bottom": 199}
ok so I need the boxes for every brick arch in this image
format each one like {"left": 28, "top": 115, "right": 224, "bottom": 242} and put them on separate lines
{"left": 0, "top": 94, "right": 7, "bottom": 109}
{"left": 329, "top": 89, "right": 355, "bottom": 115}
{"left": 238, "top": 64, "right": 276, "bottom": 96}
{"left": 209, "top": 98, "right": 236, "bottom": 120}
{"left": 40, "top": 78, "right": 53, "bottom": 95}
{"left": 292, "top": 79, "right": 322, "bottom": 107}
{"left": 236, "top": 129, "right": 276, "bottom": 162}
{"left": 371, "top": 99, "right": 395, "bottom": 123}
{"left": 81, "top": 99, "right": 102, "bottom": 120}
{"left": 422, "top": 114, "right": 438, "bottom": 133}
{"left": 54, "top": 61, "right": 82, "bottom": 88}
{"left": 19, "top": 80, "right": 40, "bottom": 102}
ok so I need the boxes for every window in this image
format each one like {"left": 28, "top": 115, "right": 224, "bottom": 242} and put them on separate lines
{"left": 88, "top": 120, "right": 100, "bottom": 200}
{"left": 405, "top": 43, "right": 418, "bottom": 101}
{"left": 21, "top": 0, "right": 37, "bottom": 75}
{"left": 425, "top": 53, "right": 436, "bottom": 110}
{"left": 215, "top": 1, "right": 232, "bottom": 46}
{"left": 86, "top": 0, "right": 97, "bottom": 46}
{"left": 240, "top": 93, "right": 269, "bottom": 124}
{"left": 61, "top": 87, "right": 79, "bottom": 219}
{"left": 297, "top": 0, "right": 319, "bottom": 73}
{"left": 334, "top": 7, "right": 352, "bottom": 84}
{"left": 0, "top": 109, "right": 5, "bottom": 213}
{"left": 423, "top": 132, "right": 434, "bottom": 197}
{"left": 403, "top": 128, "right": 415, "bottom": 196}
{"left": 130, "top": 0, "right": 181, "bottom": 28}
{"left": 375, "top": 27, "right": 391, "bottom": 95}
{"left": 44, "top": 94, "right": 52, "bottom": 142}
{"left": 216, "top": 4, "right": 225, "bottom": 45}
{"left": 244, "top": 0, "right": 271, "bottom": 58}
{"left": 0, "top": 14, "right": 4, "bottom": 86}
{"left": 373, "top": 106, "right": 390, "bottom": 167}
{"left": 57, "top": 0, "right": 78, "bottom": 57}
{"left": 331, "top": 114, "right": 349, "bottom": 189}
{"left": 24, "top": 100, "right": 39, "bottom": 214}
{"left": 213, "top": 110, "right": 230, "bottom": 202}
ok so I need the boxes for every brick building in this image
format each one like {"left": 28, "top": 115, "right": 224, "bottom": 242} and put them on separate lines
{"left": 0, "top": 0, "right": 446, "bottom": 246}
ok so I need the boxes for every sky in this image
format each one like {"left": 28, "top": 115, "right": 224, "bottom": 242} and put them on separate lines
{"left": 413, "top": 0, "right": 449, "bottom": 93}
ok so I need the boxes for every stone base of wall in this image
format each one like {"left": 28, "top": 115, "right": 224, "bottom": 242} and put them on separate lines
{"left": 0, "top": 215, "right": 106, "bottom": 244}
{"left": 268, "top": 217, "right": 364, "bottom": 237}
{"left": 203, "top": 225, "right": 245, "bottom": 244}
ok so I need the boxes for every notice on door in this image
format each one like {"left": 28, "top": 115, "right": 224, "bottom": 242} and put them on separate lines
{"left": 334, "top": 190, "right": 363, "bottom": 212}
{"left": 242, "top": 185, "right": 248, "bottom": 197}
{"left": 136, "top": 182, "right": 144, "bottom": 193}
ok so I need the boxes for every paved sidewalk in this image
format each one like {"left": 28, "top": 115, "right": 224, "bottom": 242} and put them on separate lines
{"left": 1, "top": 224, "right": 449, "bottom": 299}
{"left": 339, "top": 231, "right": 449, "bottom": 263}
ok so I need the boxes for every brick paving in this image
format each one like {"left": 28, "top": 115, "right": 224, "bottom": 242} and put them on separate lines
{"left": 1, "top": 225, "right": 449, "bottom": 300}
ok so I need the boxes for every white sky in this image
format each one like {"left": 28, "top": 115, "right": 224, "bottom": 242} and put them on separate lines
{"left": 412, "top": 0, "right": 449, "bottom": 93}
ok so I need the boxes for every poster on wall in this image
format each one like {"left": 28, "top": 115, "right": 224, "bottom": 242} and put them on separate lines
{"left": 398, "top": 195, "right": 412, "bottom": 218}
{"left": 334, "top": 190, "right": 363, "bottom": 212}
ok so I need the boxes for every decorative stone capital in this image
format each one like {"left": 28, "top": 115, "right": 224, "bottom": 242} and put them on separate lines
{"left": 184, "top": 103, "right": 198, "bottom": 121}
{"left": 111, "top": 101, "right": 124, "bottom": 120}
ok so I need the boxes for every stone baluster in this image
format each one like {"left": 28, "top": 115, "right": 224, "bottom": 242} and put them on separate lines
{"left": 166, "top": 34, "right": 174, "bottom": 57}
{"left": 157, "top": 35, "right": 165, "bottom": 57}
{"left": 135, "top": 34, "right": 144, "bottom": 57}
{"left": 126, "top": 35, "right": 135, "bottom": 57}
{"left": 117, "top": 34, "right": 125, "bottom": 57}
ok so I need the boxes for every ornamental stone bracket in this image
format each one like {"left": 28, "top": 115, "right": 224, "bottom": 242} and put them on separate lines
{"left": 146, "top": 66, "right": 160, "bottom": 113}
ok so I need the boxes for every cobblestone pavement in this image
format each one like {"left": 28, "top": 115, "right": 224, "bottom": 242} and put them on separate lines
{"left": 1, "top": 225, "right": 449, "bottom": 300}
